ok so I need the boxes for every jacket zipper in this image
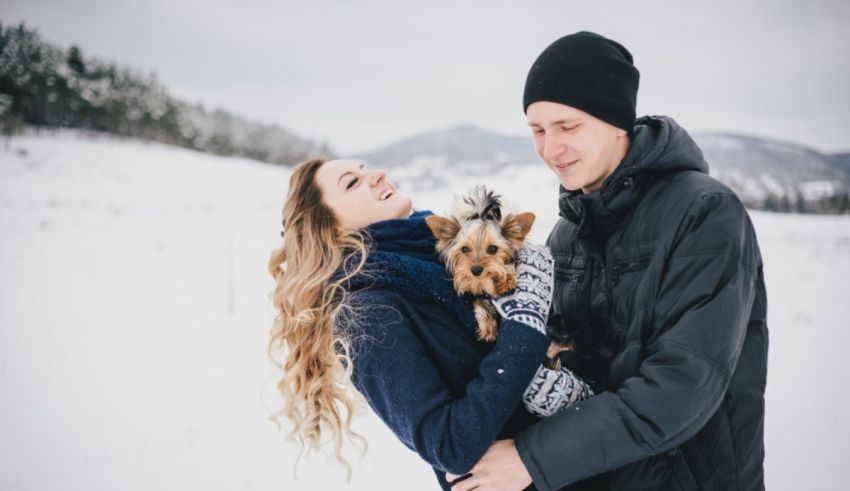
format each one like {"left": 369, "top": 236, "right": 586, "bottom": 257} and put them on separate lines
{"left": 554, "top": 267, "right": 584, "bottom": 283}
{"left": 611, "top": 255, "right": 651, "bottom": 286}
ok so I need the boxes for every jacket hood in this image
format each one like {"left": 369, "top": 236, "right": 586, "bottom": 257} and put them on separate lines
{"left": 623, "top": 115, "right": 708, "bottom": 177}
{"left": 558, "top": 116, "right": 707, "bottom": 239}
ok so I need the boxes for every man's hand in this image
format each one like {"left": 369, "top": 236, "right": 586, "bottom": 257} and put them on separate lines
{"left": 547, "top": 341, "right": 573, "bottom": 359}
{"left": 446, "top": 439, "right": 533, "bottom": 491}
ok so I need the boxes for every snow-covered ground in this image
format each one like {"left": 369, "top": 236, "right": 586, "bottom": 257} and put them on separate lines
{"left": 1, "top": 132, "right": 848, "bottom": 490}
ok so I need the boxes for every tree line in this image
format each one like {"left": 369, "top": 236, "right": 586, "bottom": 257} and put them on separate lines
{"left": 726, "top": 180, "right": 850, "bottom": 214}
{"left": 0, "top": 22, "right": 330, "bottom": 165}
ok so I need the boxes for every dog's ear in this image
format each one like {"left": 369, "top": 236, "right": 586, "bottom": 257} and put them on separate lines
{"left": 502, "top": 212, "right": 535, "bottom": 243}
{"left": 426, "top": 215, "right": 460, "bottom": 241}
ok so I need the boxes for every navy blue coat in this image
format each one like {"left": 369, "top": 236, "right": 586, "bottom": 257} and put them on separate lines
{"left": 336, "top": 213, "right": 550, "bottom": 490}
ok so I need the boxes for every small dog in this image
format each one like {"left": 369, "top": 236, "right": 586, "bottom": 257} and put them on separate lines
{"left": 426, "top": 187, "right": 535, "bottom": 341}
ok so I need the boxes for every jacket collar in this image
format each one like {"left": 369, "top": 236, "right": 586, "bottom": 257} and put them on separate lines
{"left": 557, "top": 115, "right": 707, "bottom": 241}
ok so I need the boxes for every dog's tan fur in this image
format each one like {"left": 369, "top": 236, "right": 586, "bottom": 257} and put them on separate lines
{"left": 426, "top": 189, "right": 535, "bottom": 341}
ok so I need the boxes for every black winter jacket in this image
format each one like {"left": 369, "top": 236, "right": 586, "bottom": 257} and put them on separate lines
{"left": 515, "top": 116, "right": 768, "bottom": 491}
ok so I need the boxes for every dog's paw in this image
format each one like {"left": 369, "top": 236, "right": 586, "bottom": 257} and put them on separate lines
{"left": 493, "top": 274, "right": 517, "bottom": 295}
{"left": 474, "top": 299, "right": 499, "bottom": 342}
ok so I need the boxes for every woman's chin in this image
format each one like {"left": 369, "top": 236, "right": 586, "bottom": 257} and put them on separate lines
{"left": 393, "top": 195, "right": 413, "bottom": 218}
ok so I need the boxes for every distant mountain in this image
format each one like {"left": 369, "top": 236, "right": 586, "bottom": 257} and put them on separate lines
{"left": 830, "top": 152, "right": 850, "bottom": 176}
{"left": 357, "top": 125, "right": 538, "bottom": 167}
{"left": 694, "top": 133, "right": 849, "bottom": 210}
{"left": 358, "top": 125, "right": 849, "bottom": 214}
{"left": 355, "top": 126, "right": 540, "bottom": 191}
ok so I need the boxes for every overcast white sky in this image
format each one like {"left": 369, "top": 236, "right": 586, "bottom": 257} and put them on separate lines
{"left": 3, "top": 0, "right": 849, "bottom": 154}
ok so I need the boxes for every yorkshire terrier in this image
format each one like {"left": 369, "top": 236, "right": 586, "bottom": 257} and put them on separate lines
{"left": 426, "top": 187, "right": 535, "bottom": 341}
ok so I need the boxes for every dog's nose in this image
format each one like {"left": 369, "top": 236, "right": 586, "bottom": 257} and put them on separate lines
{"left": 471, "top": 265, "right": 483, "bottom": 276}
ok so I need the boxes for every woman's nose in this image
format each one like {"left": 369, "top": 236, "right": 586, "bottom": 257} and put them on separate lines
{"left": 369, "top": 169, "right": 386, "bottom": 186}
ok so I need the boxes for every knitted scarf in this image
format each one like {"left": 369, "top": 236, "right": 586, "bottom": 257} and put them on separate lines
{"left": 343, "top": 210, "right": 479, "bottom": 335}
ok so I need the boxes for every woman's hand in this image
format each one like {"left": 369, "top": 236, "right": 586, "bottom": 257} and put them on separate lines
{"left": 446, "top": 439, "right": 533, "bottom": 491}
{"left": 491, "top": 244, "right": 554, "bottom": 335}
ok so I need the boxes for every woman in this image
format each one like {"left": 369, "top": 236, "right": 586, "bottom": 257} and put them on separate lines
{"left": 268, "top": 158, "right": 591, "bottom": 490}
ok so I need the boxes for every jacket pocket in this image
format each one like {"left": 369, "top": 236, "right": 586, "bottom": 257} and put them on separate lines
{"left": 609, "top": 250, "right": 657, "bottom": 319}
{"left": 554, "top": 266, "right": 584, "bottom": 290}
{"left": 610, "top": 254, "right": 651, "bottom": 286}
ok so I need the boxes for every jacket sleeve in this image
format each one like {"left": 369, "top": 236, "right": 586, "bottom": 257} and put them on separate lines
{"left": 344, "top": 291, "right": 550, "bottom": 475}
{"left": 515, "top": 192, "right": 761, "bottom": 490}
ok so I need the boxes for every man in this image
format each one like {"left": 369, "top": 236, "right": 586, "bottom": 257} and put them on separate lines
{"left": 448, "top": 31, "right": 768, "bottom": 491}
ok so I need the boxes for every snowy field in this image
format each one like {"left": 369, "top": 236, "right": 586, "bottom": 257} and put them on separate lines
{"left": 1, "top": 132, "right": 849, "bottom": 490}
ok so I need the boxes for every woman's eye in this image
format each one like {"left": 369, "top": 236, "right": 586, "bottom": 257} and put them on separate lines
{"left": 346, "top": 177, "right": 358, "bottom": 190}
{"left": 486, "top": 245, "right": 498, "bottom": 254}
{"left": 461, "top": 246, "right": 471, "bottom": 254}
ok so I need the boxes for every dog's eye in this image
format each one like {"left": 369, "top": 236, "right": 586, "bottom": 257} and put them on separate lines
{"left": 486, "top": 245, "right": 498, "bottom": 254}
{"left": 461, "top": 246, "right": 471, "bottom": 254}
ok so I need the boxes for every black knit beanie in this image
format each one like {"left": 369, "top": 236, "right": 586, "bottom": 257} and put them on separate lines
{"left": 523, "top": 31, "right": 640, "bottom": 133}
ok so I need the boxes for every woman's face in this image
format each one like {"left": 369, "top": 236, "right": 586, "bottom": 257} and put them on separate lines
{"left": 314, "top": 159, "right": 412, "bottom": 230}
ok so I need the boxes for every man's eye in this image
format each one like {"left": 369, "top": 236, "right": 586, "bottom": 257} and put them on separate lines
{"left": 562, "top": 125, "right": 578, "bottom": 132}
{"left": 346, "top": 177, "right": 358, "bottom": 190}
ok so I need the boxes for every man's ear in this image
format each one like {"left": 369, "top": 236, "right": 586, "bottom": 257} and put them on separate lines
{"left": 502, "top": 212, "right": 536, "bottom": 244}
{"left": 426, "top": 215, "right": 461, "bottom": 241}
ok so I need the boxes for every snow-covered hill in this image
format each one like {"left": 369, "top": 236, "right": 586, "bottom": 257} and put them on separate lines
{"left": 696, "top": 133, "right": 849, "bottom": 209}
{"left": 357, "top": 125, "right": 850, "bottom": 212}
{"left": 356, "top": 125, "right": 539, "bottom": 167}
{"left": 1, "top": 132, "right": 849, "bottom": 490}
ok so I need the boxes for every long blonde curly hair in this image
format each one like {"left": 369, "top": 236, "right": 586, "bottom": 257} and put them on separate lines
{"left": 267, "top": 157, "right": 370, "bottom": 477}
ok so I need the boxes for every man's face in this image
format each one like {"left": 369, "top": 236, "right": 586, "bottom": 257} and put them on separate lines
{"left": 527, "top": 101, "right": 628, "bottom": 194}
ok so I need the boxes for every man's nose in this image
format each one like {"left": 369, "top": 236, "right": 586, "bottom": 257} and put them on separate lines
{"left": 542, "top": 133, "right": 564, "bottom": 161}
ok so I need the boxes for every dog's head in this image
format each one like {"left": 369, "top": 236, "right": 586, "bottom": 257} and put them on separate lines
{"left": 426, "top": 187, "right": 535, "bottom": 297}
